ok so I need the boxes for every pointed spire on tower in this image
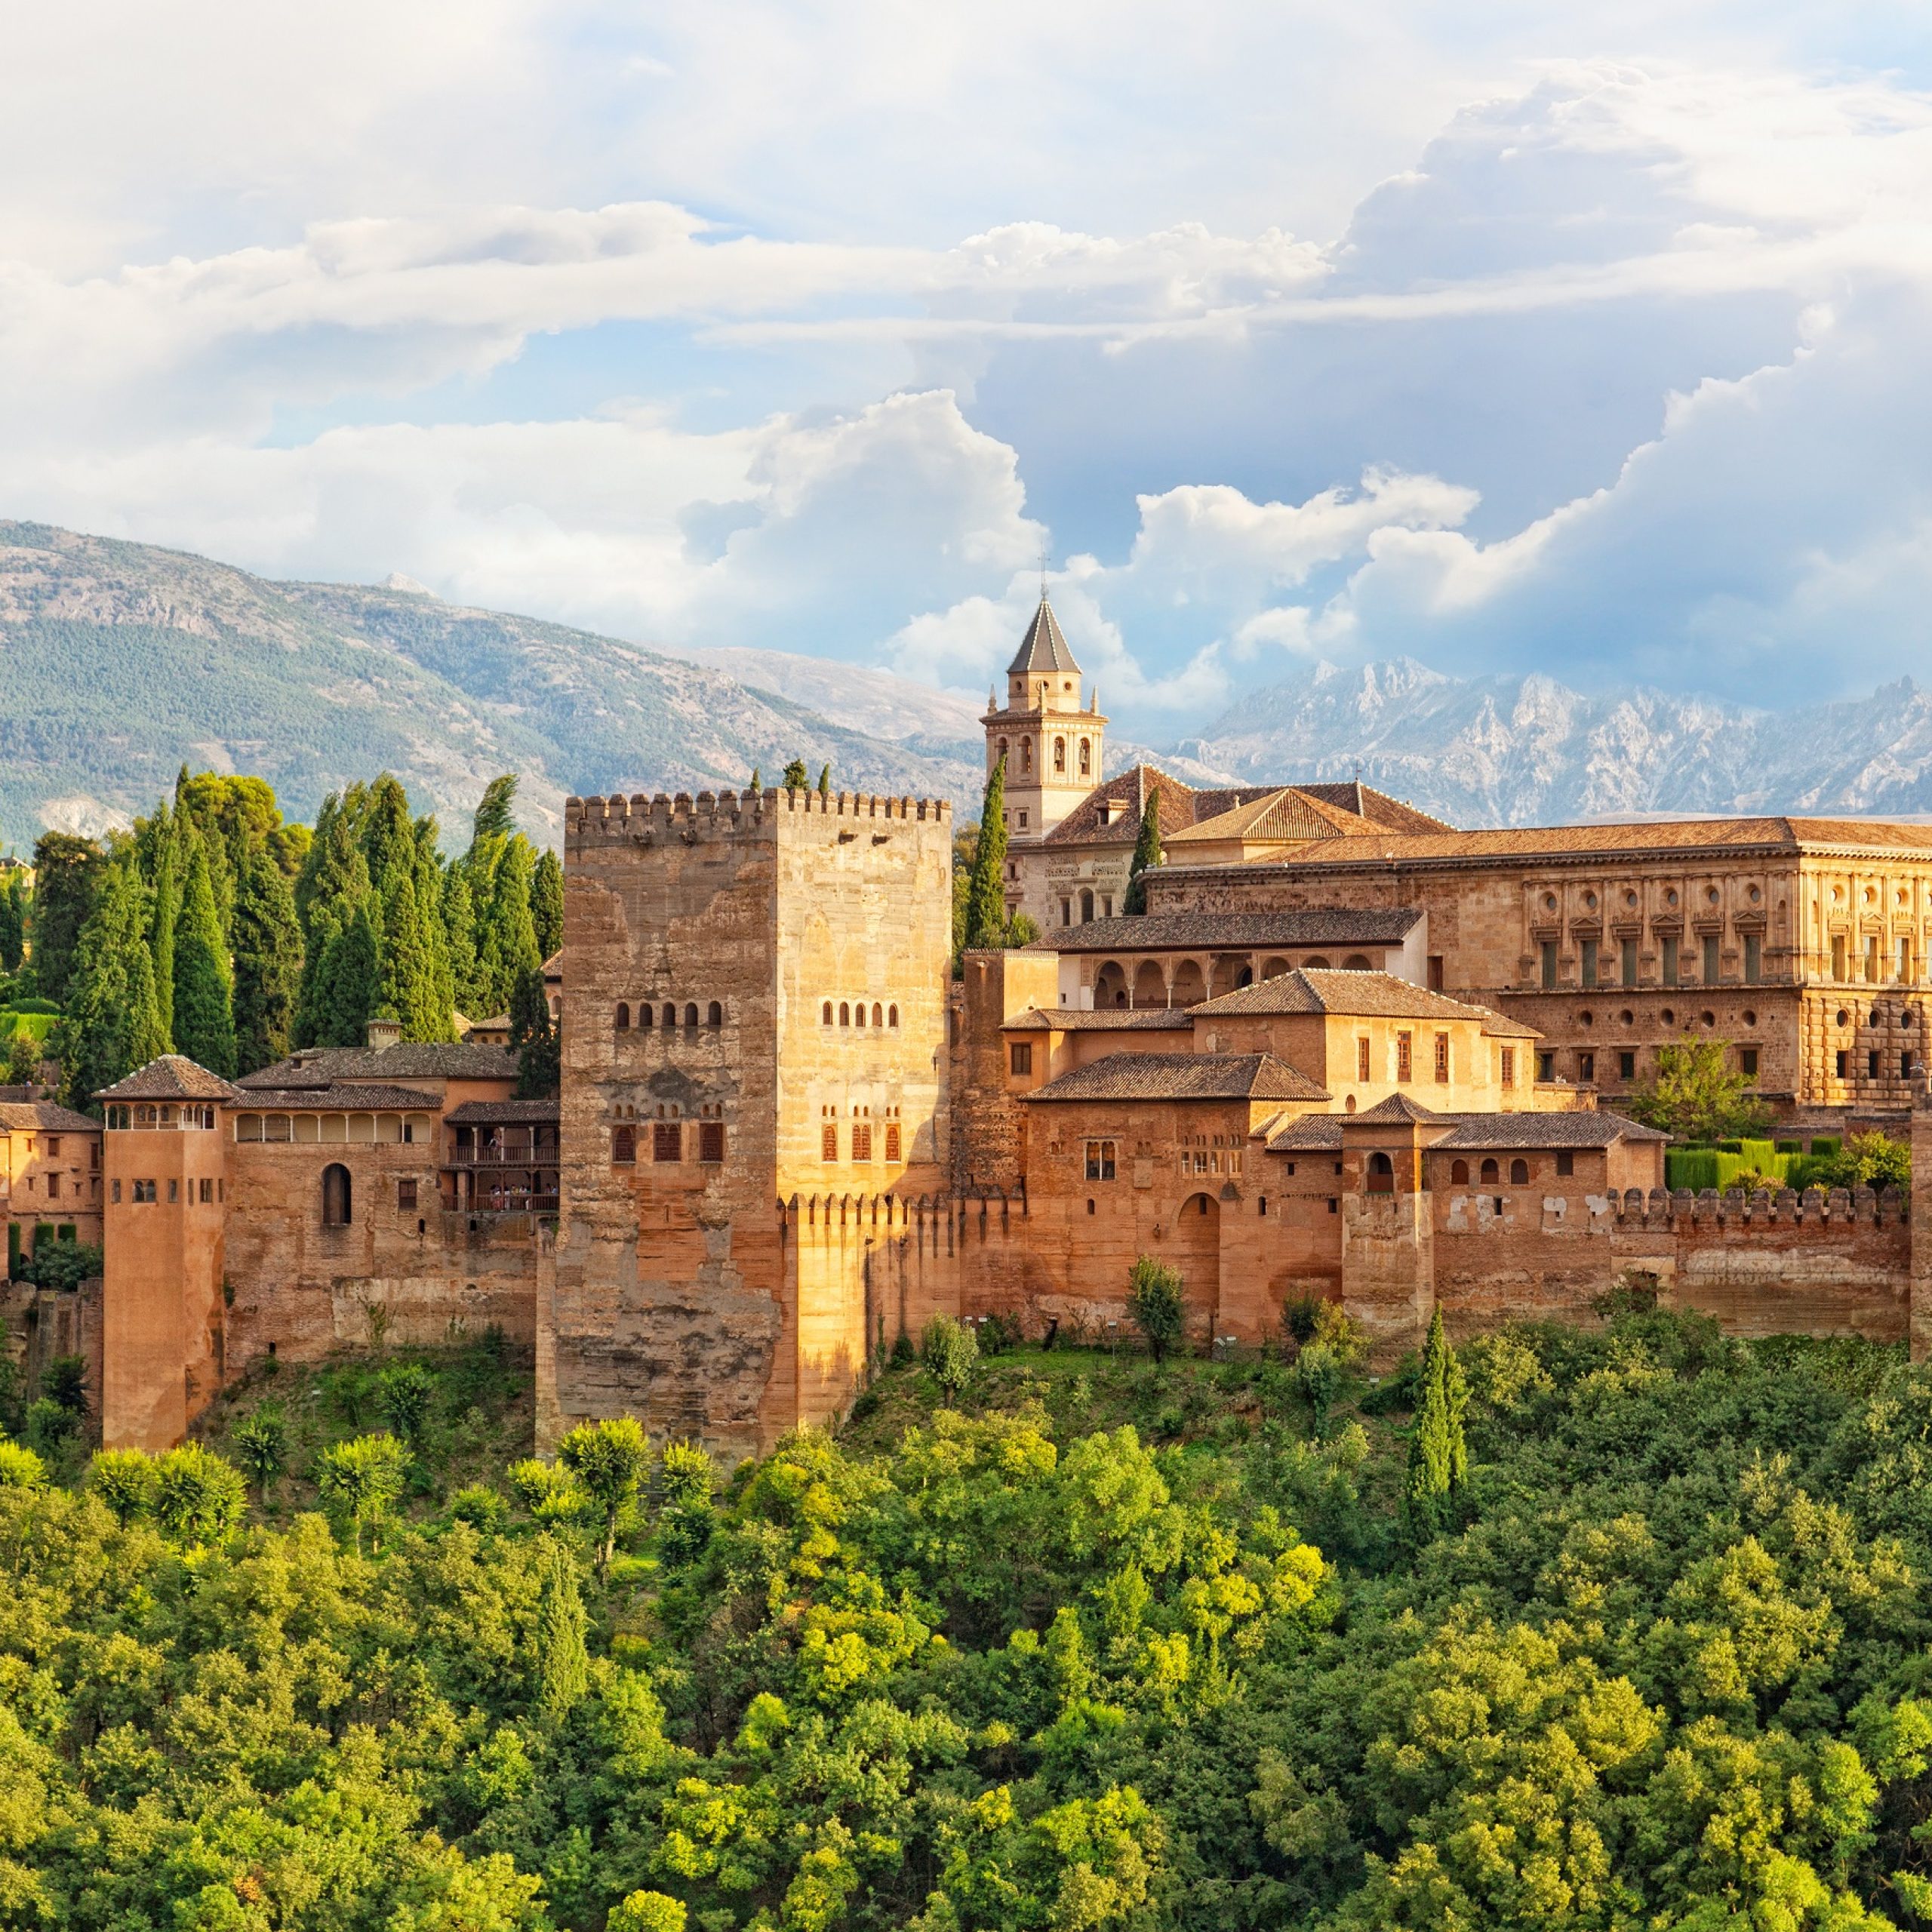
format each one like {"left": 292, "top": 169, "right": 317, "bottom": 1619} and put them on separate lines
{"left": 1007, "top": 595, "right": 1079, "bottom": 676}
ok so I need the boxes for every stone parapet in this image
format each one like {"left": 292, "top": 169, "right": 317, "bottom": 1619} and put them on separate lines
{"left": 565, "top": 788, "right": 949, "bottom": 846}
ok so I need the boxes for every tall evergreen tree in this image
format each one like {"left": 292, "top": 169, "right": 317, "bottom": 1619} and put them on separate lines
{"left": 1404, "top": 1306, "right": 1469, "bottom": 1537}
{"left": 413, "top": 819, "right": 457, "bottom": 1042}
{"left": 472, "top": 775, "right": 518, "bottom": 845}
{"left": 376, "top": 867, "right": 440, "bottom": 1041}
{"left": 0, "top": 873, "right": 24, "bottom": 974}
{"left": 747, "top": 765, "right": 761, "bottom": 795}
{"left": 476, "top": 838, "right": 540, "bottom": 1020}
{"left": 535, "top": 1539, "right": 589, "bottom": 1726}
{"left": 230, "top": 836, "right": 301, "bottom": 1075}
{"left": 782, "top": 759, "right": 808, "bottom": 792}
{"left": 441, "top": 866, "right": 481, "bottom": 1020}
{"left": 172, "top": 843, "right": 236, "bottom": 1078}
{"left": 316, "top": 900, "right": 380, "bottom": 1048}
{"left": 61, "top": 863, "right": 169, "bottom": 1110}
{"left": 28, "top": 832, "right": 105, "bottom": 1004}
{"left": 1121, "top": 787, "right": 1164, "bottom": 915}
{"left": 817, "top": 763, "right": 832, "bottom": 798}
{"left": 962, "top": 754, "right": 1011, "bottom": 950}
{"left": 531, "top": 849, "right": 565, "bottom": 962}
{"left": 359, "top": 774, "right": 417, "bottom": 897}
{"left": 294, "top": 799, "right": 373, "bottom": 1049}
{"left": 510, "top": 964, "right": 560, "bottom": 1099}
{"left": 148, "top": 806, "right": 181, "bottom": 1045}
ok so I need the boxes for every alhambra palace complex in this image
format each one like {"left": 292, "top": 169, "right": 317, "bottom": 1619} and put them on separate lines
{"left": 53, "top": 599, "right": 1932, "bottom": 1455}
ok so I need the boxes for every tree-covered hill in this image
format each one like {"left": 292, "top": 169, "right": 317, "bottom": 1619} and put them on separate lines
{"left": 0, "top": 523, "right": 979, "bottom": 844}
{"left": 10, "top": 1310, "right": 1932, "bottom": 1928}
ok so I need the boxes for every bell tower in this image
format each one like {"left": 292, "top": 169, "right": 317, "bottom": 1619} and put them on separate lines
{"left": 980, "top": 596, "right": 1106, "bottom": 857}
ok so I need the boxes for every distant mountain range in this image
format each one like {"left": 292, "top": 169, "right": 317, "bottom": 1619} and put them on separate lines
{"left": 7, "top": 520, "right": 1932, "bottom": 843}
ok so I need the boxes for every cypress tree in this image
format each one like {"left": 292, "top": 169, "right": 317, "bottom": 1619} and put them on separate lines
{"left": 510, "top": 964, "right": 560, "bottom": 1099}
{"left": 61, "top": 863, "right": 169, "bottom": 1110}
{"left": 231, "top": 836, "right": 301, "bottom": 1075}
{"left": 294, "top": 803, "right": 372, "bottom": 1048}
{"left": 376, "top": 867, "right": 439, "bottom": 1041}
{"left": 413, "top": 820, "right": 457, "bottom": 1042}
{"left": 535, "top": 1538, "right": 589, "bottom": 1727}
{"left": 318, "top": 899, "right": 380, "bottom": 1048}
{"left": 747, "top": 766, "right": 761, "bottom": 796}
{"left": 531, "top": 848, "right": 565, "bottom": 962}
{"left": 782, "top": 760, "right": 808, "bottom": 792}
{"left": 477, "top": 838, "right": 540, "bottom": 1019}
{"left": 441, "top": 866, "right": 481, "bottom": 1020}
{"left": 1122, "top": 786, "right": 1164, "bottom": 915}
{"left": 27, "top": 832, "right": 106, "bottom": 1004}
{"left": 817, "top": 763, "right": 832, "bottom": 798}
{"left": 963, "top": 755, "right": 1010, "bottom": 949}
{"left": 1404, "top": 1306, "right": 1469, "bottom": 1537}
{"left": 359, "top": 775, "right": 416, "bottom": 897}
{"left": 0, "top": 874, "right": 24, "bottom": 974}
{"left": 148, "top": 808, "right": 181, "bottom": 1045}
{"left": 172, "top": 842, "right": 236, "bottom": 1078}
{"left": 472, "top": 775, "right": 518, "bottom": 845}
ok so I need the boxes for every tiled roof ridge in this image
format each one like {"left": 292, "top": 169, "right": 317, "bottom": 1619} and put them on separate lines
{"left": 94, "top": 1053, "right": 239, "bottom": 1103}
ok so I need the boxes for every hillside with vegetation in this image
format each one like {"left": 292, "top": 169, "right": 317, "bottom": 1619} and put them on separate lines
{"left": 0, "top": 523, "right": 977, "bottom": 844}
{"left": 8, "top": 1306, "right": 1932, "bottom": 1929}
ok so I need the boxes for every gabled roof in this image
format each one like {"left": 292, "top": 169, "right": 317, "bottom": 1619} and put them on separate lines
{"left": 0, "top": 1102, "right": 100, "bottom": 1134}
{"left": 1007, "top": 597, "right": 1081, "bottom": 675}
{"left": 1030, "top": 909, "right": 1424, "bottom": 953}
{"left": 238, "top": 1042, "right": 520, "bottom": 1088}
{"left": 1006, "top": 1007, "right": 1193, "bottom": 1032}
{"left": 1295, "top": 781, "right": 1455, "bottom": 835}
{"left": 1025, "top": 1051, "right": 1330, "bottom": 1104}
{"left": 1266, "top": 1115, "right": 1345, "bottom": 1152}
{"left": 1167, "top": 786, "right": 1385, "bottom": 848}
{"left": 1350, "top": 1092, "right": 1446, "bottom": 1125}
{"left": 1189, "top": 968, "right": 1542, "bottom": 1036}
{"left": 1041, "top": 766, "right": 1260, "bottom": 849}
{"left": 94, "top": 1055, "right": 239, "bottom": 1103}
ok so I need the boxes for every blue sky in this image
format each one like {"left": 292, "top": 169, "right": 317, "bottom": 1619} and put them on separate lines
{"left": 8, "top": 3, "right": 1932, "bottom": 738}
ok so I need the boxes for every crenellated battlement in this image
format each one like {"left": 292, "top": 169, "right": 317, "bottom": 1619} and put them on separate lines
{"left": 565, "top": 786, "right": 950, "bottom": 848}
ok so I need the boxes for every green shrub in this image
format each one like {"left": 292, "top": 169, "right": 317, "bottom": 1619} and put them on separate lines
{"left": 919, "top": 1315, "right": 980, "bottom": 1401}
{"left": 1128, "top": 1256, "right": 1186, "bottom": 1363}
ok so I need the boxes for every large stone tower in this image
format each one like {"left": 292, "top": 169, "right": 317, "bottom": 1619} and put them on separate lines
{"left": 980, "top": 598, "right": 1107, "bottom": 886}
{"left": 544, "top": 785, "right": 954, "bottom": 1458}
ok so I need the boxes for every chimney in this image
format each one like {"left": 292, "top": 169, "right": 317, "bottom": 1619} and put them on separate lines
{"left": 365, "top": 1017, "right": 402, "bottom": 1053}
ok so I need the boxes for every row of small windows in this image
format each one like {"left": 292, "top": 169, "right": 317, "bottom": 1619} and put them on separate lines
{"left": 821, "top": 1001, "right": 900, "bottom": 1029}
{"left": 1540, "top": 934, "right": 1766, "bottom": 989}
{"left": 993, "top": 735, "right": 1093, "bottom": 777}
{"left": 821, "top": 1108, "right": 903, "bottom": 1163}
{"left": 112, "top": 1177, "right": 222, "bottom": 1204}
{"left": 616, "top": 1001, "right": 723, "bottom": 1030}
{"left": 612, "top": 1121, "right": 727, "bottom": 1164}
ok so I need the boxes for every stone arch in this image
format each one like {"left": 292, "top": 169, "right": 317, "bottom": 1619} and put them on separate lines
{"left": 1021, "top": 738, "right": 1033, "bottom": 773}
{"left": 613, "top": 1125, "right": 635, "bottom": 1164}
{"left": 1210, "top": 955, "right": 1248, "bottom": 998}
{"left": 888, "top": 1004, "right": 900, "bottom": 1027}
{"left": 321, "top": 1162, "right": 352, "bottom": 1227}
{"left": 872, "top": 1002, "right": 883, "bottom": 1027}
{"left": 661, "top": 1004, "right": 675, "bottom": 1029}
{"left": 1343, "top": 954, "right": 1373, "bottom": 971}
{"left": 855, "top": 1002, "right": 868, "bottom": 1029}
{"left": 1510, "top": 1158, "right": 1531, "bottom": 1185}
{"left": 684, "top": 1003, "right": 699, "bottom": 1028}
{"left": 1164, "top": 1192, "right": 1221, "bottom": 1342}
{"left": 1079, "top": 888, "right": 1095, "bottom": 922}
{"left": 1303, "top": 955, "right": 1331, "bottom": 971}
{"left": 1170, "top": 958, "right": 1208, "bottom": 1005}
{"left": 1078, "top": 738, "right": 1092, "bottom": 776}
{"left": 616, "top": 1001, "right": 630, "bottom": 1029}
{"left": 839, "top": 1001, "right": 851, "bottom": 1026}
{"left": 1094, "top": 961, "right": 1130, "bottom": 1008}
{"left": 708, "top": 1001, "right": 723, "bottom": 1026}
{"left": 1053, "top": 736, "right": 1066, "bottom": 773}
{"left": 1367, "top": 1151, "right": 1395, "bottom": 1195}
{"left": 1480, "top": 1157, "right": 1500, "bottom": 1183}
{"left": 639, "top": 1004, "right": 654, "bottom": 1029}
{"left": 822, "top": 1000, "right": 833, "bottom": 1026}
{"left": 1132, "top": 960, "right": 1168, "bottom": 1008}
{"left": 1260, "top": 955, "right": 1291, "bottom": 978}
{"left": 1450, "top": 1158, "right": 1469, "bottom": 1184}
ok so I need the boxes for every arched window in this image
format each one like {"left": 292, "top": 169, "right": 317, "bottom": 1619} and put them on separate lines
{"left": 872, "top": 1002, "right": 882, "bottom": 1027}
{"left": 1367, "top": 1151, "right": 1394, "bottom": 1194}
{"left": 661, "top": 1004, "right": 675, "bottom": 1029}
{"left": 616, "top": 1001, "right": 630, "bottom": 1030}
{"left": 639, "top": 1003, "right": 654, "bottom": 1029}
{"left": 840, "top": 1002, "right": 851, "bottom": 1026}
{"left": 1303, "top": 955, "right": 1331, "bottom": 970}
{"left": 1021, "top": 739, "right": 1032, "bottom": 772}
{"left": 996, "top": 737, "right": 1008, "bottom": 766}
{"left": 1053, "top": 737, "right": 1066, "bottom": 772}
{"left": 855, "top": 1002, "right": 867, "bottom": 1028}
{"left": 1450, "top": 1158, "right": 1470, "bottom": 1184}
{"left": 684, "top": 1003, "right": 699, "bottom": 1028}
{"left": 823, "top": 1001, "right": 833, "bottom": 1026}
{"left": 1509, "top": 1158, "right": 1531, "bottom": 1185}
{"left": 708, "top": 1001, "right": 723, "bottom": 1027}
{"left": 1343, "top": 954, "right": 1373, "bottom": 971}
{"left": 888, "top": 1004, "right": 900, "bottom": 1027}
{"left": 321, "top": 1163, "right": 352, "bottom": 1227}
{"left": 1080, "top": 888, "right": 1094, "bottom": 923}
{"left": 1480, "top": 1158, "right": 1500, "bottom": 1183}
{"left": 1078, "top": 740, "right": 1091, "bottom": 776}
{"left": 613, "top": 1125, "right": 635, "bottom": 1164}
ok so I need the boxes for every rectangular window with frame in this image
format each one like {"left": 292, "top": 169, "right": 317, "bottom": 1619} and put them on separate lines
{"left": 1662, "top": 936, "right": 1679, "bottom": 986}
{"left": 822, "top": 1123, "right": 838, "bottom": 1161}
{"left": 1703, "top": 934, "right": 1720, "bottom": 983}
{"left": 1869, "top": 1048, "right": 1881, "bottom": 1079}
{"left": 1009, "top": 1041, "right": 1032, "bottom": 1075}
{"left": 198, "top": 1177, "right": 214, "bottom": 1204}
{"left": 1866, "top": 936, "right": 1881, "bottom": 983}
{"left": 1396, "top": 1032, "right": 1413, "bottom": 1082}
{"left": 1832, "top": 934, "right": 1847, "bottom": 980}
{"left": 1540, "top": 940, "right": 1557, "bottom": 989}
{"left": 397, "top": 1178, "right": 417, "bottom": 1209}
{"left": 1357, "top": 1036, "right": 1371, "bottom": 1081}
{"left": 852, "top": 1123, "right": 873, "bottom": 1161}
{"left": 1578, "top": 1051, "right": 1595, "bottom": 1082}
{"left": 653, "top": 1122, "right": 681, "bottom": 1162}
{"left": 45, "top": 1173, "right": 58, "bottom": 1199}
{"left": 1433, "top": 1032, "right": 1450, "bottom": 1082}
{"left": 884, "top": 1121, "right": 901, "bottom": 1162}
{"left": 167, "top": 1179, "right": 178, "bottom": 1204}
{"left": 133, "top": 1179, "right": 156, "bottom": 1204}
{"left": 1901, "top": 937, "right": 1914, "bottom": 982}
{"left": 1084, "top": 1139, "right": 1116, "bottom": 1181}
{"left": 1621, "top": 937, "right": 1638, "bottom": 986}
{"left": 699, "top": 1121, "right": 725, "bottom": 1164}
{"left": 1740, "top": 1048, "right": 1759, "bottom": 1079}
{"left": 1745, "top": 934, "right": 1761, "bottom": 980}
{"left": 1619, "top": 1050, "right": 1636, "bottom": 1081}
{"left": 1556, "top": 1151, "right": 1574, "bottom": 1177}
{"left": 110, "top": 1179, "right": 122, "bottom": 1204}
{"left": 1500, "top": 1046, "right": 1515, "bottom": 1089}
{"left": 1537, "top": 1051, "right": 1555, "bottom": 1081}
{"left": 1837, "top": 1048, "right": 1850, "bottom": 1079}
{"left": 1580, "top": 939, "right": 1598, "bottom": 986}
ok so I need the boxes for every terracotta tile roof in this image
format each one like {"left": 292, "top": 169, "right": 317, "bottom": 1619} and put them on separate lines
{"left": 94, "top": 1055, "right": 239, "bottom": 1103}
{"left": 1295, "top": 781, "right": 1456, "bottom": 835}
{"left": 1163, "top": 816, "right": 1932, "bottom": 875}
{"left": 1040, "top": 767, "right": 1257, "bottom": 849}
{"left": 1006, "top": 1007, "right": 1193, "bottom": 1032}
{"left": 445, "top": 1098, "right": 561, "bottom": 1124}
{"left": 1168, "top": 786, "right": 1385, "bottom": 848}
{"left": 1351, "top": 1093, "right": 1446, "bottom": 1124}
{"left": 1032, "top": 909, "right": 1423, "bottom": 953}
{"left": 1007, "top": 596, "right": 1081, "bottom": 675}
{"left": 1266, "top": 1115, "right": 1345, "bottom": 1152}
{"left": 1026, "top": 1051, "right": 1331, "bottom": 1103}
{"left": 238, "top": 1042, "right": 520, "bottom": 1088}
{"left": 1189, "top": 968, "right": 1543, "bottom": 1036}
{"left": 541, "top": 949, "right": 563, "bottom": 979}
{"left": 1434, "top": 1110, "right": 1667, "bottom": 1148}
{"left": 235, "top": 1084, "right": 443, "bottom": 1111}
{"left": 0, "top": 1102, "right": 100, "bottom": 1134}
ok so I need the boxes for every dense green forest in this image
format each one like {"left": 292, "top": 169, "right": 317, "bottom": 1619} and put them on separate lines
{"left": 7, "top": 1309, "right": 1932, "bottom": 1929}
